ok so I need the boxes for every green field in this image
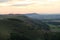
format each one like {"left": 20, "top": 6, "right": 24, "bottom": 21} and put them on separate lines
{"left": 46, "top": 23, "right": 60, "bottom": 32}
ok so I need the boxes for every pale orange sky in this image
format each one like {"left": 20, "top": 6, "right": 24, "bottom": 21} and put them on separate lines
{"left": 0, "top": 0, "right": 60, "bottom": 14}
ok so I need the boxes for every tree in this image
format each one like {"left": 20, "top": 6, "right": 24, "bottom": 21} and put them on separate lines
{"left": 9, "top": 33, "right": 30, "bottom": 40}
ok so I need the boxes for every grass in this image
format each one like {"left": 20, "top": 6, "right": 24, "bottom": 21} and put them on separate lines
{"left": 47, "top": 24, "right": 60, "bottom": 32}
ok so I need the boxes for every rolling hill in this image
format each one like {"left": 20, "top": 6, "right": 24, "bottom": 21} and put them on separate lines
{"left": 25, "top": 13, "right": 60, "bottom": 20}
{"left": 0, "top": 15, "right": 50, "bottom": 40}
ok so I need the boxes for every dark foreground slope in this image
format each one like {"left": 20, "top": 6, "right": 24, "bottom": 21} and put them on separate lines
{"left": 0, "top": 15, "right": 50, "bottom": 40}
{"left": 0, "top": 15, "right": 60, "bottom": 40}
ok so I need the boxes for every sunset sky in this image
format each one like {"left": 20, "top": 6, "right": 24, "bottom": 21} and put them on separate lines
{"left": 0, "top": 0, "right": 60, "bottom": 14}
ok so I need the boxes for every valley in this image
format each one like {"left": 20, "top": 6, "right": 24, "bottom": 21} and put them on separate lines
{"left": 0, "top": 14, "right": 60, "bottom": 40}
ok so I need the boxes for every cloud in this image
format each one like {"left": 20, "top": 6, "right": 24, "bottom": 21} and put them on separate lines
{"left": 0, "top": 0, "right": 10, "bottom": 2}
{"left": 0, "top": 0, "right": 47, "bottom": 6}
{"left": 0, "top": 3, "right": 12, "bottom": 6}
{"left": 11, "top": 0, "right": 46, "bottom": 6}
{"left": 11, "top": 0, "right": 33, "bottom": 6}
{"left": 0, "top": 0, "right": 32, "bottom": 6}
{"left": 12, "top": 4, "right": 30, "bottom": 6}
{"left": 1, "top": 0, "right": 59, "bottom": 7}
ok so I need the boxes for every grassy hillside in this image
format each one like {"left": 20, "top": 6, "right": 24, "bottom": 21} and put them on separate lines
{"left": 0, "top": 15, "right": 50, "bottom": 40}
{"left": 0, "top": 15, "right": 60, "bottom": 40}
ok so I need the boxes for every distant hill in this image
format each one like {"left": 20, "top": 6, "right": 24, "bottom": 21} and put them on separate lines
{"left": 0, "top": 13, "right": 60, "bottom": 20}
{"left": 25, "top": 13, "right": 60, "bottom": 20}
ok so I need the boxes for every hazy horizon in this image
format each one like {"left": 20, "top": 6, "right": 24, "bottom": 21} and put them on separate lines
{"left": 1, "top": 12, "right": 60, "bottom": 14}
